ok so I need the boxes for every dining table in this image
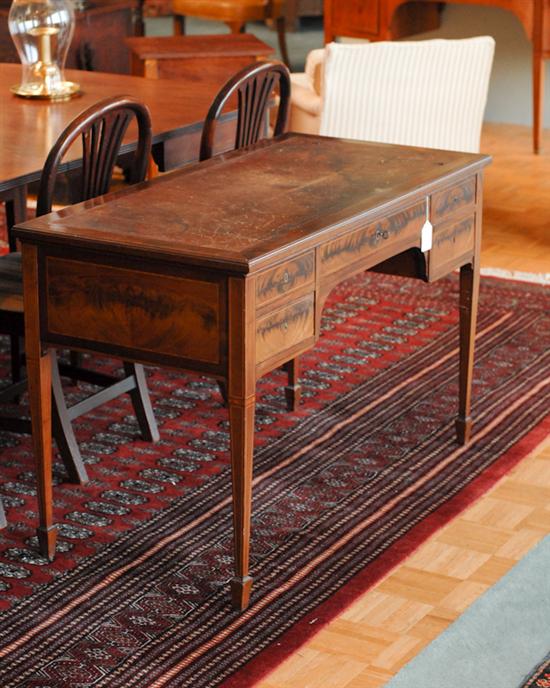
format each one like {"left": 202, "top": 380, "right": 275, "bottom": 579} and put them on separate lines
{"left": 0, "top": 61, "right": 236, "bottom": 235}
{"left": 13, "top": 132, "right": 491, "bottom": 611}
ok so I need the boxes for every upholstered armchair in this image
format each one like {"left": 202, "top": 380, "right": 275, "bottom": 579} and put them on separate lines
{"left": 289, "top": 37, "right": 495, "bottom": 153}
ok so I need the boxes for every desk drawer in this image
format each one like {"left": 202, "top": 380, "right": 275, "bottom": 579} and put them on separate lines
{"left": 431, "top": 176, "right": 476, "bottom": 223}
{"left": 256, "top": 294, "right": 314, "bottom": 364}
{"left": 256, "top": 252, "right": 315, "bottom": 307}
{"left": 321, "top": 202, "right": 425, "bottom": 276}
{"left": 429, "top": 214, "right": 475, "bottom": 280}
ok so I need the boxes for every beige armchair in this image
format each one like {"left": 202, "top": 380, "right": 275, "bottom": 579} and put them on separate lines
{"left": 289, "top": 48, "right": 324, "bottom": 135}
{"left": 290, "top": 37, "right": 495, "bottom": 153}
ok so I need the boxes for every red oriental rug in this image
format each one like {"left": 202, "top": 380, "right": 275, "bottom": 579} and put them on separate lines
{"left": 521, "top": 653, "right": 550, "bottom": 688}
{"left": 0, "top": 272, "right": 548, "bottom": 687}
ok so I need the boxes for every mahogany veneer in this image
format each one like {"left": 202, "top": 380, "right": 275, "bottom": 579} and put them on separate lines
{"left": 126, "top": 33, "right": 274, "bottom": 85}
{"left": 13, "top": 133, "right": 490, "bottom": 610}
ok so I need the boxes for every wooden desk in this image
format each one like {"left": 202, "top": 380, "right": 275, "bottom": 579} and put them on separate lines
{"left": 324, "top": 0, "right": 548, "bottom": 154}
{"left": 126, "top": 33, "right": 274, "bottom": 84}
{"left": 0, "top": 62, "right": 235, "bottom": 232}
{"left": 13, "top": 133, "right": 490, "bottom": 610}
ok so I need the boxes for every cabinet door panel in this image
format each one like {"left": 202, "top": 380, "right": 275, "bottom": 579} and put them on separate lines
{"left": 331, "top": 0, "right": 379, "bottom": 37}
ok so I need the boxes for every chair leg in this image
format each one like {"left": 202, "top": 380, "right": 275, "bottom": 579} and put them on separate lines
{"left": 51, "top": 353, "right": 89, "bottom": 485}
{"left": 284, "top": 357, "right": 301, "bottom": 411}
{"left": 227, "top": 21, "right": 245, "bottom": 33}
{"left": 218, "top": 380, "right": 229, "bottom": 406}
{"left": 275, "top": 15, "right": 291, "bottom": 69}
{"left": 173, "top": 15, "right": 185, "bottom": 34}
{"left": 123, "top": 363, "right": 160, "bottom": 442}
{"left": 69, "top": 350, "right": 82, "bottom": 385}
{"left": 10, "top": 335, "right": 22, "bottom": 384}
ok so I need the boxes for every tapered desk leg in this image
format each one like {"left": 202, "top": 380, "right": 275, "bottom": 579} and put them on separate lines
{"left": 228, "top": 275, "right": 256, "bottom": 610}
{"left": 456, "top": 261, "right": 480, "bottom": 445}
{"left": 284, "top": 357, "right": 301, "bottom": 411}
{"left": 228, "top": 395, "right": 255, "bottom": 610}
{"left": 21, "top": 244, "right": 57, "bottom": 560}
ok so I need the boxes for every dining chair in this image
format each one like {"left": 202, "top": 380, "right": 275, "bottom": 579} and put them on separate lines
{"left": 170, "top": 0, "right": 290, "bottom": 68}
{"left": 199, "top": 60, "right": 299, "bottom": 408}
{"left": 199, "top": 59, "right": 290, "bottom": 159}
{"left": 0, "top": 96, "right": 159, "bottom": 485}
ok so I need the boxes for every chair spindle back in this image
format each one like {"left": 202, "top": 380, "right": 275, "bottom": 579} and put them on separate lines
{"left": 36, "top": 96, "right": 152, "bottom": 217}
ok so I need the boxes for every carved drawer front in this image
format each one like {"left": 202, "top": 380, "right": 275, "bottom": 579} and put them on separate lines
{"left": 256, "top": 252, "right": 315, "bottom": 307}
{"left": 45, "top": 257, "right": 221, "bottom": 364}
{"left": 431, "top": 176, "right": 476, "bottom": 223}
{"left": 320, "top": 202, "right": 425, "bottom": 276}
{"left": 256, "top": 294, "right": 315, "bottom": 364}
{"left": 430, "top": 215, "right": 475, "bottom": 272}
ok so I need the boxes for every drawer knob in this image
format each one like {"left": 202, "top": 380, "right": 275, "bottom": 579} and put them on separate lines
{"left": 375, "top": 228, "right": 389, "bottom": 241}
{"left": 282, "top": 320, "right": 289, "bottom": 331}
{"left": 283, "top": 270, "right": 290, "bottom": 284}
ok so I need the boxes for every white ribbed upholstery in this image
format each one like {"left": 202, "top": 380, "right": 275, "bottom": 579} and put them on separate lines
{"left": 320, "top": 37, "right": 495, "bottom": 153}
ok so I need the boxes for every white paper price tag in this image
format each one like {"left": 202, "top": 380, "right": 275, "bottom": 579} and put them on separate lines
{"left": 421, "top": 219, "right": 433, "bottom": 252}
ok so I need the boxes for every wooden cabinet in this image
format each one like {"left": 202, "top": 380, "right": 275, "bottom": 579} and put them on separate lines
{"left": 286, "top": 0, "right": 324, "bottom": 30}
{"left": 0, "top": 0, "right": 137, "bottom": 74}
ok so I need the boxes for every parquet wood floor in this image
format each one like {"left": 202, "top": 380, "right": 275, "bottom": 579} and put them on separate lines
{"left": 258, "top": 123, "right": 550, "bottom": 688}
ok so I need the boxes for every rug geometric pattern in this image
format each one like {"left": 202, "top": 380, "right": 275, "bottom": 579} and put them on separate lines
{"left": 0, "top": 272, "right": 548, "bottom": 687}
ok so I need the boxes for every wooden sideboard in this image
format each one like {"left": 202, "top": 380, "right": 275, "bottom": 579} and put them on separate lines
{"left": 0, "top": 0, "right": 138, "bottom": 74}
{"left": 324, "top": 0, "right": 549, "bottom": 153}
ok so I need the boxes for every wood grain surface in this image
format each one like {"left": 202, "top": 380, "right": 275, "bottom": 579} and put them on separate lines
{"left": 0, "top": 62, "right": 228, "bottom": 192}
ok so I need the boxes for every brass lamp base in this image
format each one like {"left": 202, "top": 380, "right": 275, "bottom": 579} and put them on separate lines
{"left": 10, "top": 81, "right": 81, "bottom": 101}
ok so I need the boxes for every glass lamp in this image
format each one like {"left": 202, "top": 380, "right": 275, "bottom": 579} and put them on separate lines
{"left": 8, "top": 0, "right": 80, "bottom": 100}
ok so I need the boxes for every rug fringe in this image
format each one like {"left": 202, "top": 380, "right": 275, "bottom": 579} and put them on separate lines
{"left": 481, "top": 267, "right": 550, "bottom": 285}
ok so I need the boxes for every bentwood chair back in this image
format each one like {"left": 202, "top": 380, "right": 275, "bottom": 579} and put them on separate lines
{"left": 37, "top": 96, "right": 152, "bottom": 214}
{"left": 199, "top": 60, "right": 290, "bottom": 161}
{"left": 0, "top": 96, "right": 159, "bottom": 487}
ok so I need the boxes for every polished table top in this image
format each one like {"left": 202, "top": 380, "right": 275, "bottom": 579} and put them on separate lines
{"left": 15, "top": 133, "right": 490, "bottom": 271}
{"left": 0, "top": 62, "right": 225, "bottom": 193}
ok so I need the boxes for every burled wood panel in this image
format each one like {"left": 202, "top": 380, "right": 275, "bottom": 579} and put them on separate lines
{"left": 256, "top": 294, "right": 314, "bottom": 364}
{"left": 320, "top": 202, "right": 425, "bottom": 276}
{"left": 45, "top": 257, "right": 221, "bottom": 364}
{"left": 256, "top": 252, "right": 315, "bottom": 307}
{"left": 431, "top": 176, "right": 476, "bottom": 223}
{"left": 430, "top": 215, "right": 475, "bottom": 278}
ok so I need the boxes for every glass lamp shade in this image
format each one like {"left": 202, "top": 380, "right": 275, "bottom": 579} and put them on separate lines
{"left": 8, "top": 0, "right": 80, "bottom": 99}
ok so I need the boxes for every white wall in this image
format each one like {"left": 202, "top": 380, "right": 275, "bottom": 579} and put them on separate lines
{"left": 414, "top": 5, "right": 547, "bottom": 126}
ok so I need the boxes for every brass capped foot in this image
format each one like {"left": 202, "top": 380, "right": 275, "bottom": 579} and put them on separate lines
{"left": 231, "top": 575, "right": 253, "bottom": 611}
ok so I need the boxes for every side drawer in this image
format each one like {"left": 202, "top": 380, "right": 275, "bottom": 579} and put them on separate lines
{"left": 256, "top": 251, "right": 315, "bottom": 307}
{"left": 256, "top": 294, "right": 315, "bottom": 364}
{"left": 431, "top": 176, "right": 476, "bottom": 223}
{"left": 429, "top": 214, "right": 475, "bottom": 280}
